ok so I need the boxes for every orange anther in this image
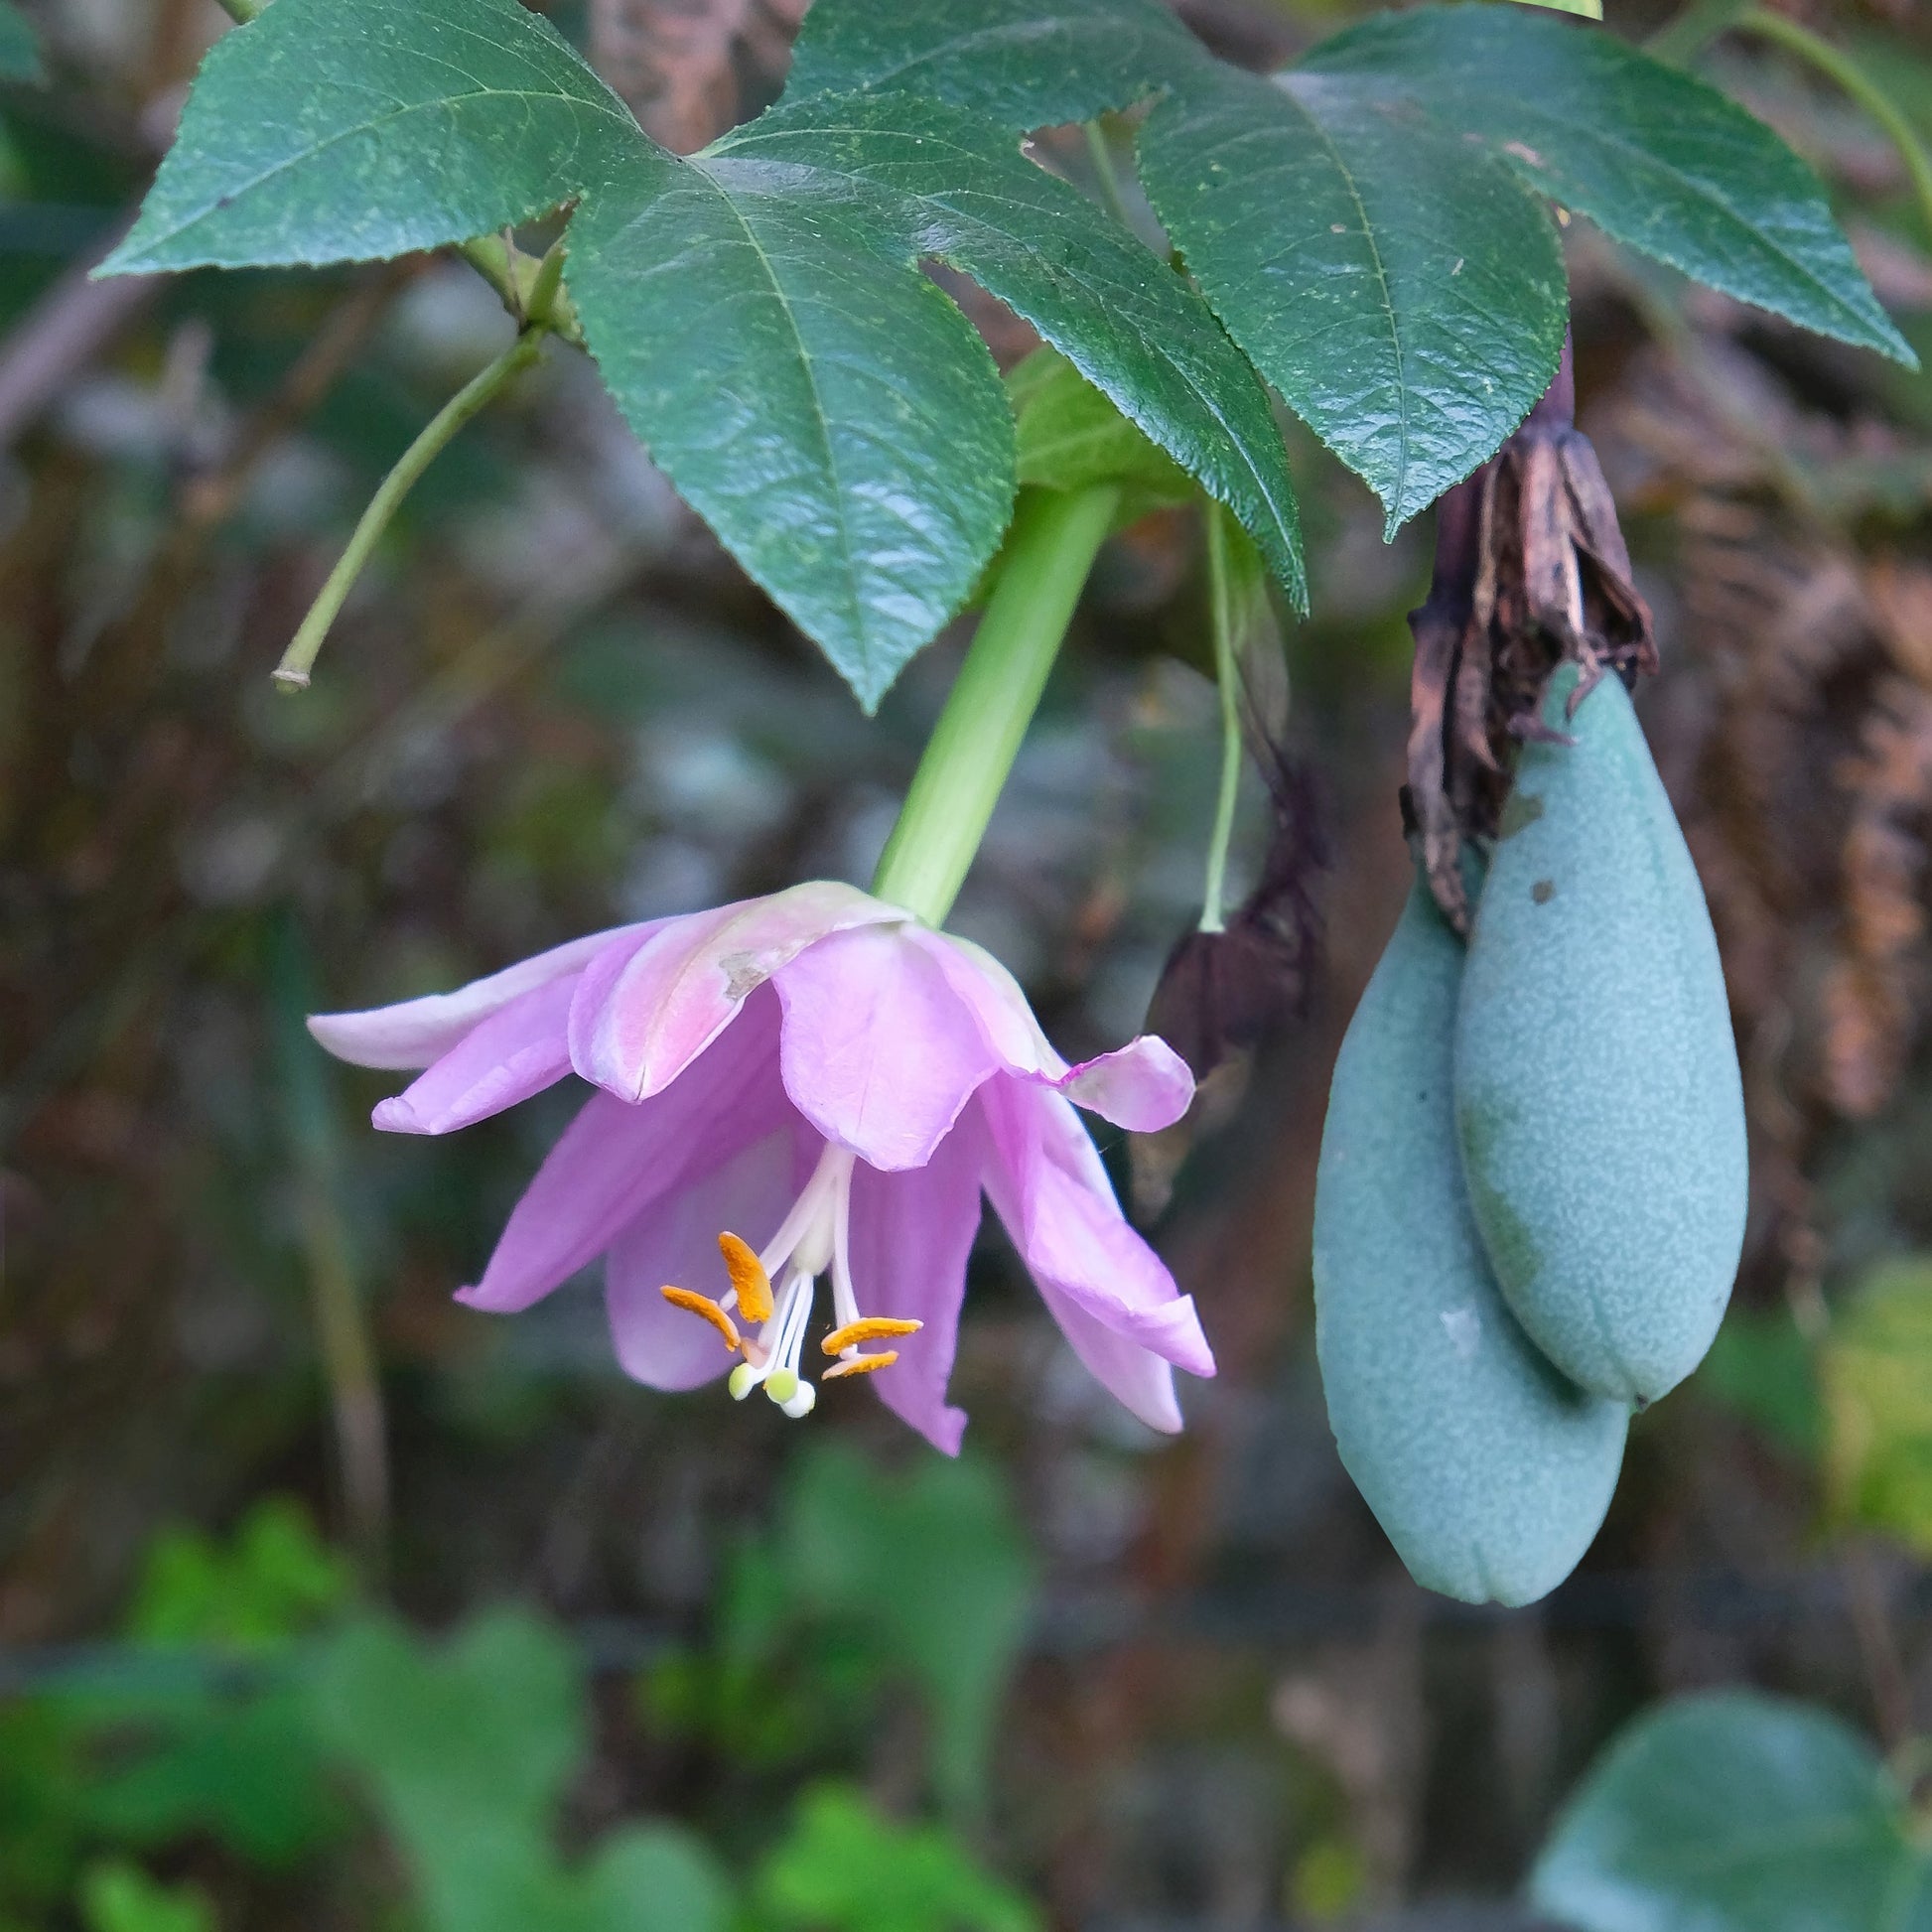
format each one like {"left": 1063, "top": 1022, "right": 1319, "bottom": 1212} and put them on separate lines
{"left": 659, "top": 1285, "right": 742, "bottom": 1352}
{"left": 821, "top": 1316, "right": 921, "bottom": 1357}
{"left": 718, "top": 1232, "right": 773, "bottom": 1324}
{"left": 823, "top": 1350, "right": 898, "bottom": 1380}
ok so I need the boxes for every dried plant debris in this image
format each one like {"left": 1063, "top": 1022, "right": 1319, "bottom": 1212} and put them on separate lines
{"left": 1406, "top": 344, "right": 1656, "bottom": 932}
{"left": 590, "top": 0, "right": 808, "bottom": 153}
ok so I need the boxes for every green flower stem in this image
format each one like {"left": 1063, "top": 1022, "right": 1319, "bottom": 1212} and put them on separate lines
{"left": 1199, "top": 504, "right": 1242, "bottom": 935}
{"left": 273, "top": 330, "right": 544, "bottom": 689}
{"left": 871, "top": 483, "right": 1121, "bottom": 926}
{"left": 1734, "top": 9, "right": 1932, "bottom": 245}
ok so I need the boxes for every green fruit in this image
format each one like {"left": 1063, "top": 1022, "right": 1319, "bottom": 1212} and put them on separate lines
{"left": 1313, "top": 880, "right": 1627, "bottom": 1607}
{"left": 1456, "top": 665, "right": 1747, "bottom": 1404}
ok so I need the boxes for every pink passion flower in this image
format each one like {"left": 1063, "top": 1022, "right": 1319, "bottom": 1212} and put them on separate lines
{"left": 308, "top": 882, "right": 1214, "bottom": 1452}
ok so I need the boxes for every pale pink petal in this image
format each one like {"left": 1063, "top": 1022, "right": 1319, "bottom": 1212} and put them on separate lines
{"left": 976, "top": 1076, "right": 1214, "bottom": 1422}
{"left": 458, "top": 989, "right": 787, "bottom": 1314}
{"left": 309, "top": 923, "right": 652, "bottom": 1070}
{"left": 1035, "top": 1278, "right": 1183, "bottom": 1433}
{"left": 570, "top": 882, "right": 905, "bottom": 1103}
{"left": 372, "top": 974, "right": 577, "bottom": 1136}
{"left": 909, "top": 928, "right": 1194, "bottom": 1134}
{"left": 843, "top": 1126, "right": 983, "bottom": 1453}
{"left": 1057, "top": 1036, "right": 1194, "bottom": 1134}
{"left": 773, "top": 923, "right": 1000, "bottom": 1172}
{"left": 604, "top": 1124, "right": 804, "bottom": 1391}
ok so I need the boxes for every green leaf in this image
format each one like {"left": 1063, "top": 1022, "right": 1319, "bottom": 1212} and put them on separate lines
{"left": 1823, "top": 1257, "right": 1932, "bottom": 1555}
{"left": 1302, "top": 4, "right": 1915, "bottom": 367}
{"left": 1007, "top": 347, "right": 1191, "bottom": 502}
{"left": 1530, "top": 1692, "right": 1931, "bottom": 1932}
{"left": 1139, "top": 62, "right": 1566, "bottom": 532}
{"left": 576, "top": 1826, "right": 735, "bottom": 1932}
{"left": 0, "top": 4, "right": 44, "bottom": 85}
{"left": 101, "top": 0, "right": 635, "bottom": 274}
{"left": 568, "top": 143, "right": 1016, "bottom": 710}
{"left": 755, "top": 1785, "right": 1038, "bottom": 1932}
{"left": 1696, "top": 1308, "right": 1822, "bottom": 1462}
{"left": 714, "top": 91, "right": 1303, "bottom": 602}
{"left": 77, "top": 1863, "right": 214, "bottom": 1932}
{"left": 777, "top": 1446, "right": 1035, "bottom": 1817}
{"left": 309, "top": 1609, "right": 586, "bottom": 1932}
{"left": 783, "top": 0, "right": 1199, "bottom": 132}
{"left": 124, "top": 1498, "right": 351, "bottom": 1653}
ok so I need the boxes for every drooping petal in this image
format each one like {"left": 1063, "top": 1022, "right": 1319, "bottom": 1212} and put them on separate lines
{"left": 459, "top": 988, "right": 788, "bottom": 1314}
{"left": 570, "top": 882, "right": 905, "bottom": 1104}
{"left": 371, "top": 974, "right": 577, "bottom": 1136}
{"left": 604, "top": 1123, "right": 804, "bottom": 1391}
{"left": 1034, "top": 1277, "right": 1183, "bottom": 1433}
{"left": 774, "top": 923, "right": 1001, "bottom": 1172}
{"left": 843, "top": 1125, "right": 983, "bottom": 1453}
{"left": 309, "top": 923, "right": 653, "bottom": 1071}
{"left": 976, "top": 1075, "right": 1214, "bottom": 1426}
{"left": 909, "top": 928, "right": 1194, "bottom": 1134}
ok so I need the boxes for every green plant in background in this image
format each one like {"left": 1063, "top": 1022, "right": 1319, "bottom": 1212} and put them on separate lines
{"left": 2, "top": 1459, "right": 1039, "bottom": 1932}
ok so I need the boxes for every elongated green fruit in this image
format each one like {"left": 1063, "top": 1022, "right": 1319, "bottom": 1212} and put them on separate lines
{"left": 1314, "top": 880, "right": 1627, "bottom": 1607}
{"left": 1456, "top": 666, "right": 1747, "bottom": 1403}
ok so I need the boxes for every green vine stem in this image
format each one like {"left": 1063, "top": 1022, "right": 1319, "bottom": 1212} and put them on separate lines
{"left": 1199, "top": 503, "right": 1243, "bottom": 934}
{"left": 871, "top": 483, "right": 1121, "bottom": 927}
{"left": 273, "top": 329, "right": 544, "bottom": 688}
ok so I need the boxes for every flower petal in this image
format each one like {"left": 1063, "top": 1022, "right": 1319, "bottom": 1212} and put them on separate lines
{"left": 976, "top": 1076, "right": 1214, "bottom": 1424}
{"left": 371, "top": 974, "right": 577, "bottom": 1136}
{"left": 458, "top": 988, "right": 787, "bottom": 1314}
{"left": 909, "top": 928, "right": 1194, "bottom": 1133}
{"left": 309, "top": 923, "right": 652, "bottom": 1070}
{"left": 774, "top": 923, "right": 1000, "bottom": 1172}
{"left": 604, "top": 1124, "right": 804, "bottom": 1391}
{"left": 1034, "top": 1278, "right": 1183, "bottom": 1433}
{"left": 844, "top": 1126, "right": 983, "bottom": 1453}
{"left": 570, "top": 882, "right": 904, "bottom": 1104}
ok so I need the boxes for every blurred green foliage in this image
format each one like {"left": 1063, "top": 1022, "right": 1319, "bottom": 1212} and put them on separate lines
{"left": 1824, "top": 1258, "right": 1932, "bottom": 1556}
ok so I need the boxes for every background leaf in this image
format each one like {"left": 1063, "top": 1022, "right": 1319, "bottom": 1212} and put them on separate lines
{"left": 1301, "top": 4, "right": 1915, "bottom": 365}
{"left": 1823, "top": 1257, "right": 1932, "bottom": 1556}
{"left": 102, "top": 0, "right": 635, "bottom": 273}
{"left": 1007, "top": 347, "right": 1192, "bottom": 503}
{"left": 1530, "top": 1692, "right": 1928, "bottom": 1932}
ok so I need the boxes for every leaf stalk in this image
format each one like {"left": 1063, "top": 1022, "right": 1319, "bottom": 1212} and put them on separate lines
{"left": 1199, "top": 503, "right": 1244, "bottom": 934}
{"left": 273, "top": 330, "right": 544, "bottom": 689}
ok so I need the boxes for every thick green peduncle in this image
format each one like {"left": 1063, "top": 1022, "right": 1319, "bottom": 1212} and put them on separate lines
{"left": 870, "top": 483, "right": 1120, "bottom": 927}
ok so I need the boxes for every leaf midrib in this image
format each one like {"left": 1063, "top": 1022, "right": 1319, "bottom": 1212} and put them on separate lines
{"left": 1262, "top": 77, "right": 1410, "bottom": 511}
{"left": 691, "top": 161, "right": 870, "bottom": 666}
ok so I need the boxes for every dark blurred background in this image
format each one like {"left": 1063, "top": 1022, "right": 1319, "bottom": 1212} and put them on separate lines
{"left": 7, "top": 1, "right": 1932, "bottom": 1927}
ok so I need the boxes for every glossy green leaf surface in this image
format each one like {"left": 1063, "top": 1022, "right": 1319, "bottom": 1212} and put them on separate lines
{"left": 1531, "top": 1692, "right": 1932, "bottom": 1932}
{"left": 782, "top": 0, "right": 1198, "bottom": 131}
{"left": 716, "top": 92, "right": 1303, "bottom": 602}
{"left": 1303, "top": 5, "right": 1914, "bottom": 365}
{"left": 102, "top": 0, "right": 634, "bottom": 272}
{"left": 1141, "top": 63, "right": 1566, "bottom": 532}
